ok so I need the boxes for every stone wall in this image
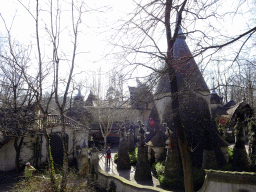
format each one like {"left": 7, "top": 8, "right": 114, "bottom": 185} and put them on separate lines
{"left": 198, "top": 169, "right": 256, "bottom": 192}
{"left": 0, "top": 136, "right": 39, "bottom": 171}
{"left": 96, "top": 168, "right": 169, "bottom": 192}
{"left": 0, "top": 126, "right": 88, "bottom": 171}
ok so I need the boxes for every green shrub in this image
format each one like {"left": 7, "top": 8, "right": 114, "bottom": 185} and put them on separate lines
{"left": 129, "top": 147, "right": 138, "bottom": 165}
{"left": 158, "top": 175, "right": 184, "bottom": 190}
{"left": 154, "top": 161, "right": 165, "bottom": 176}
{"left": 228, "top": 147, "right": 234, "bottom": 163}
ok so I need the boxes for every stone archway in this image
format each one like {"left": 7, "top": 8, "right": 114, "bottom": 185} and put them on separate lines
{"left": 50, "top": 132, "right": 69, "bottom": 165}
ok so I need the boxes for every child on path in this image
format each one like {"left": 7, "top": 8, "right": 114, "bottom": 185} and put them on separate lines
{"left": 106, "top": 146, "right": 111, "bottom": 166}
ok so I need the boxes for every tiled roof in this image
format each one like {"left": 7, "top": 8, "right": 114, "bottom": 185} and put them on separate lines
{"left": 210, "top": 93, "right": 222, "bottom": 104}
{"left": 155, "top": 33, "right": 209, "bottom": 95}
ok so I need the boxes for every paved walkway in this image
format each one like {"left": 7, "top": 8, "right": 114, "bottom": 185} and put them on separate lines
{"left": 98, "top": 146, "right": 161, "bottom": 188}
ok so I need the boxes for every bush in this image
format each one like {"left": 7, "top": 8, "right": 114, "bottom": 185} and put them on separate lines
{"left": 152, "top": 161, "right": 165, "bottom": 176}
{"left": 154, "top": 161, "right": 205, "bottom": 191}
{"left": 158, "top": 175, "right": 184, "bottom": 190}
{"left": 129, "top": 147, "right": 138, "bottom": 165}
{"left": 228, "top": 147, "right": 234, "bottom": 163}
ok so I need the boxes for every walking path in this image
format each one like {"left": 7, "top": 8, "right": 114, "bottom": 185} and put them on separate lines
{"left": 98, "top": 145, "right": 161, "bottom": 188}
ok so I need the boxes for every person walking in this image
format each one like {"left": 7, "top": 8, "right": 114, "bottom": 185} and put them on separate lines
{"left": 106, "top": 146, "right": 111, "bottom": 166}
{"left": 24, "top": 162, "right": 36, "bottom": 181}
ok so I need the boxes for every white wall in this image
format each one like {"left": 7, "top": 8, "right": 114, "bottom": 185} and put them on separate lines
{"left": 0, "top": 136, "right": 36, "bottom": 171}
{"left": 0, "top": 127, "right": 88, "bottom": 171}
{"left": 199, "top": 170, "right": 256, "bottom": 192}
{"left": 0, "top": 138, "right": 16, "bottom": 171}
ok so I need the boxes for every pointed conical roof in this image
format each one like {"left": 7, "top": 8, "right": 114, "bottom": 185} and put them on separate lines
{"left": 85, "top": 90, "right": 96, "bottom": 106}
{"left": 74, "top": 89, "right": 83, "bottom": 101}
{"left": 147, "top": 128, "right": 167, "bottom": 147}
{"left": 155, "top": 28, "right": 209, "bottom": 94}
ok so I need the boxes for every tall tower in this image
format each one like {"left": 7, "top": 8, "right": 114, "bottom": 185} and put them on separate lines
{"left": 154, "top": 27, "right": 227, "bottom": 168}
{"left": 154, "top": 27, "right": 210, "bottom": 123}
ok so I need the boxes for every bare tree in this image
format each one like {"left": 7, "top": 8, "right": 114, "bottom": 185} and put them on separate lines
{"left": 106, "top": 1, "right": 256, "bottom": 190}
{"left": 0, "top": 40, "right": 36, "bottom": 172}
{"left": 38, "top": 0, "right": 85, "bottom": 190}
{"left": 1, "top": 0, "right": 86, "bottom": 190}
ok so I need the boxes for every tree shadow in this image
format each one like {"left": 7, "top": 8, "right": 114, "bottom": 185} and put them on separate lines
{"left": 117, "top": 170, "right": 130, "bottom": 181}
{"left": 135, "top": 178, "right": 154, "bottom": 186}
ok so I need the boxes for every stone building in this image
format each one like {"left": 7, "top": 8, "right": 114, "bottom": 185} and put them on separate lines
{"left": 153, "top": 27, "right": 228, "bottom": 168}
{"left": 85, "top": 82, "right": 154, "bottom": 145}
{"left": 0, "top": 96, "right": 89, "bottom": 171}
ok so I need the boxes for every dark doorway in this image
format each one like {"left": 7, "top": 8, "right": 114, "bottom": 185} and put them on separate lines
{"left": 50, "top": 132, "right": 69, "bottom": 166}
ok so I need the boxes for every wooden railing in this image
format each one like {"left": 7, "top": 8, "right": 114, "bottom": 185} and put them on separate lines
{"left": 46, "top": 115, "right": 86, "bottom": 130}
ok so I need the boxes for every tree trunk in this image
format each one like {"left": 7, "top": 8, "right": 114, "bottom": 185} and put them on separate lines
{"left": 34, "top": 136, "right": 41, "bottom": 167}
{"left": 104, "top": 136, "right": 107, "bottom": 149}
{"left": 42, "top": 115, "right": 58, "bottom": 191}
{"left": 14, "top": 137, "right": 24, "bottom": 172}
{"left": 168, "top": 68, "right": 194, "bottom": 192}
{"left": 60, "top": 114, "right": 68, "bottom": 192}
{"left": 165, "top": 0, "right": 194, "bottom": 191}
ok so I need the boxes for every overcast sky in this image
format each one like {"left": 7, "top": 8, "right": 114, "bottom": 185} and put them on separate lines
{"left": 0, "top": 0, "right": 254, "bottom": 98}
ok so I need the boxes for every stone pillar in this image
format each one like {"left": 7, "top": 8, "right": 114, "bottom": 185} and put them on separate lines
{"left": 164, "top": 123, "right": 182, "bottom": 179}
{"left": 91, "top": 146, "right": 99, "bottom": 168}
{"left": 233, "top": 118, "right": 249, "bottom": 171}
{"left": 164, "top": 138, "right": 182, "bottom": 178}
{"left": 78, "top": 146, "right": 89, "bottom": 175}
{"left": 135, "top": 122, "right": 152, "bottom": 181}
{"left": 128, "top": 127, "right": 135, "bottom": 152}
{"left": 249, "top": 120, "right": 256, "bottom": 168}
{"left": 117, "top": 125, "right": 131, "bottom": 170}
